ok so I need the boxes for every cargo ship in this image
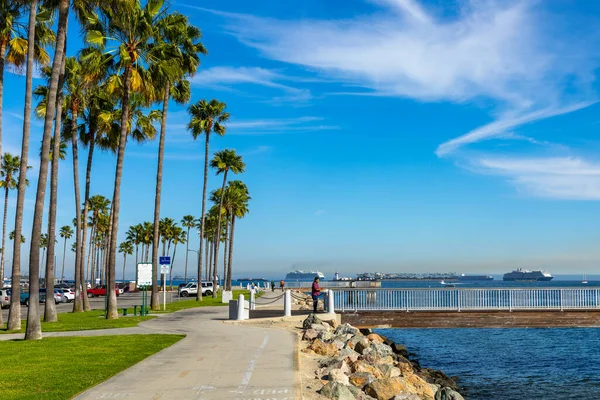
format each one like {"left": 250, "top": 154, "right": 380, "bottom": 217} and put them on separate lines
{"left": 457, "top": 274, "right": 494, "bottom": 281}
{"left": 503, "top": 268, "right": 553, "bottom": 282}
{"left": 285, "top": 270, "right": 325, "bottom": 281}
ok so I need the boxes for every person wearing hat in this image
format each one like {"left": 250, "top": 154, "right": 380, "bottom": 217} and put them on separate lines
{"left": 312, "top": 277, "right": 321, "bottom": 313}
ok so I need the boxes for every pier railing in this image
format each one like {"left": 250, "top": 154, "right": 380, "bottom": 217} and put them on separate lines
{"left": 332, "top": 288, "right": 600, "bottom": 312}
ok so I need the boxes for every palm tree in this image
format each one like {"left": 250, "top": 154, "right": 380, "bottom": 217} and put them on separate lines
{"left": 149, "top": 11, "right": 205, "bottom": 311}
{"left": 39, "top": 233, "right": 48, "bottom": 271}
{"left": 0, "top": 154, "right": 25, "bottom": 282}
{"left": 169, "top": 227, "right": 185, "bottom": 289}
{"left": 87, "top": 194, "right": 110, "bottom": 287}
{"left": 181, "top": 215, "right": 195, "bottom": 284}
{"left": 59, "top": 225, "right": 73, "bottom": 282}
{"left": 25, "top": 0, "right": 69, "bottom": 340}
{"left": 188, "top": 99, "right": 229, "bottom": 300}
{"left": 9, "top": 230, "right": 25, "bottom": 243}
{"left": 87, "top": 0, "right": 171, "bottom": 320}
{"left": 118, "top": 241, "right": 133, "bottom": 283}
{"left": 210, "top": 149, "right": 245, "bottom": 297}
{"left": 226, "top": 181, "right": 250, "bottom": 290}
{"left": 0, "top": 1, "right": 53, "bottom": 170}
{"left": 8, "top": 0, "right": 40, "bottom": 334}
{"left": 126, "top": 224, "right": 143, "bottom": 282}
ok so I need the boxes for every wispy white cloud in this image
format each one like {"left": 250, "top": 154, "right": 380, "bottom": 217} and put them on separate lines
{"left": 228, "top": 116, "right": 340, "bottom": 135}
{"left": 471, "top": 156, "right": 600, "bottom": 200}
{"left": 191, "top": 66, "right": 312, "bottom": 103}
{"left": 242, "top": 145, "right": 273, "bottom": 156}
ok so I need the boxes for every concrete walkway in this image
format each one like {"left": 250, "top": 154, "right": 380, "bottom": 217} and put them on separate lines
{"left": 72, "top": 304, "right": 296, "bottom": 400}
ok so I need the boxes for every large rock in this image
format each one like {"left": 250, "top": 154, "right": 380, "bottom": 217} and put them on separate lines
{"left": 364, "top": 377, "right": 407, "bottom": 400}
{"left": 405, "top": 374, "right": 435, "bottom": 400}
{"left": 302, "top": 328, "right": 318, "bottom": 341}
{"left": 393, "top": 394, "right": 421, "bottom": 400}
{"left": 328, "top": 368, "right": 350, "bottom": 385}
{"left": 418, "top": 369, "right": 459, "bottom": 391}
{"left": 303, "top": 313, "right": 323, "bottom": 330}
{"left": 348, "top": 372, "right": 375, "bottom": 389}
{"left": 335, "top": 323, "right": 359, "bottom": 336}
{"left": 396, "top": 359, "right": 415, "bottom": 376}
{"left": 435, "top": 387, "right": 464, "bottom": 400}
{"left": 309, "top": 339, "right": 339, "bottom": 356}
{"left": 379, "top": 364, "right": 401, "bottom": 378}
{"left": 339, "top": 348, "right": 360, "bottom": 363}
{"left": 319, "top": 382, "right": 355, "bottom": 400}
{"left": 312, "top": 323, "right": 330, "bottom": 332}
{"left": 351, "top": 360, "right": 383, "bottom": 379}
{"left": 367, "top": 333, "right": 385, "bottom": 344}
{"left": 354, "top": 338, "right": 371, "bottom": 355}
{"left": 348, "top": 384, "right": 377, "bottom": 400}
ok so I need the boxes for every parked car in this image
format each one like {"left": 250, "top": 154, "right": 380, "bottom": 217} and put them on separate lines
{"left": 179, "top": 281, "right": 215, "bottom": 297}
{"left": 61, "top": 288, "right": 75, "bottom": 303}
{"left": 54, "top": 283, "right": 71, "bottom": 290}
{"left": 20, "top": 290, "right": 47, "bottom": 306}
{"left": 86, "top": 285, "right": 120, "bottom": 298}
{"left": 0, "top": 288, "right": 10, "bottom": 309}
{"left": 116, "top": 282, "right": 130, "bottom": 293}
{"left": 41, "top": 288, "right": 67, "bottom": 304}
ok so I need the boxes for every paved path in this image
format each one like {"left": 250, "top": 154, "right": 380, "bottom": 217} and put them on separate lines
{"left": 73, "top": 303, "right": 296, "bottom": 400}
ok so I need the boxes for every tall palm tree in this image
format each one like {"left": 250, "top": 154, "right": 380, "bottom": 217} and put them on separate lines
{"left": 87, "top": 0, "right": 170, "bottom": 320}
{"left": 181, "top": 215, "right": 195, "bottom": 284}
{"left": 149, "top": 11, "right": 205, "bottom": 311}
{"left": 0, "top": 1, "right": 53, "bottom": 170}
{"left": 118, "top": 241, "right": 133, "bottom": 283}
{"left": 188, "top": 99, "right": 229, "bottom": 301}
{"left": 210, "top": 149, "right": 245, "bottom": 298}
{"left": 39, "top": 233, "right": 48, "bottom": 272}
{"left": 59, "top": 225, "right": 73, "bottom": 282}
{"left": 126, "top": 224, "right": 143, "bottom": 282}
{"left": 169, "top": 227, "right": 185, "bottom": 289}
{"left": 0, "top": 153, "right": 25, "bottom": 282}
{"left": 26, "top": 0, "right": 69, "bottom": 340}
{"left": 226, "top": 181, "right": 250, "bottom": 290}
{"left": 8, "top": 0, "right": 39, "bottom": 333}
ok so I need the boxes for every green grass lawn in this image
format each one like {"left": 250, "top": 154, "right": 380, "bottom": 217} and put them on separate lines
{"left": 0, "top": 310, "right": 154, "bottom": 334}
{"left": 153, "top": 289, "right": 261, "bottom": 313}
{"left": 0, "top": 334, "right": 183, "bottom": 400}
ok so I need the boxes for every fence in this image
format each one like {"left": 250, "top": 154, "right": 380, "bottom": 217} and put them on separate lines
{"left": 332, "top": 288, "right": 600, "bottom": 312}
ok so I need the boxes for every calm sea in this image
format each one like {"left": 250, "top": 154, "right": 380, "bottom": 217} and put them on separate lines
{"left": 378, "top": 327, "right": 600, "bottom": 399}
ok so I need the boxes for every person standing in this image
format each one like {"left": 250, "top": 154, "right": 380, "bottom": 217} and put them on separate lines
{"left": 271, "top": 281, "right": 275, "bottom": 292}
{"left": 312, "top": 277, "right": 321, "bottom": 313}
{"left": 280, "top": 280, "right": 285, "bottom": 292}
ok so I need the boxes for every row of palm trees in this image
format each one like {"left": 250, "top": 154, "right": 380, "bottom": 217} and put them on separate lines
{"left": 0, "top": 0, "right": 256, "bottom": 340}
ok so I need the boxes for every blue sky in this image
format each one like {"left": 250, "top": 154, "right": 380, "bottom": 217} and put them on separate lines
{"left": 4, "top": 0, "right": 600, "bottom": 280}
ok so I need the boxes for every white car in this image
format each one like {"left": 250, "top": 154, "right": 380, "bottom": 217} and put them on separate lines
{"left": 61, "top": 288, "right": 75, "bottom": 303}
{"left": 179, "top": 282, "right": 217, "bottom": 297}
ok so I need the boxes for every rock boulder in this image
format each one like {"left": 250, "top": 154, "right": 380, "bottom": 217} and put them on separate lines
{"left": 435, "top": 387, "right": 464, "bottom": 400}
{"left": 309, "top": 339, "right": 339, "bottom": 357}
{"left": 319, "top": 382, "right": 355, "bottom": 400}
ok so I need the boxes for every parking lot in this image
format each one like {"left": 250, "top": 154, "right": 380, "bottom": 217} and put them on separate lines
{"left": 1, "top": 291, "right": 183, "bottom": 321}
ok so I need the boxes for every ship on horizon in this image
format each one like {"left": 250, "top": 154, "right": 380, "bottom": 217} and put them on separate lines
{"left": 285, "top": 270, "right": 325, "bottom": 281}
{"left": 503, "top": 268, "right": 553, "bottom": 282}
{"left": 458, "top": 273, "right": 494, "bottom": 281}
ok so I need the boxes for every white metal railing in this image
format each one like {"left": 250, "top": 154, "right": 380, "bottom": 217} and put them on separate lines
{"left": 332, "top": 288, "right": 600, "bottom": 312}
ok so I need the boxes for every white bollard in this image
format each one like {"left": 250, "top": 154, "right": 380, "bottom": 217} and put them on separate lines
{"left": 237, "top": 294, "right": 245, "bottom": 321}
{"left": 284, "top": 289, "right": 291, "bottom": 317}
{"left": 250, "top": 288, "right": 256, "bottom": 310}
{"left": 327, "top": 289, "right": 335, "bottom": 314}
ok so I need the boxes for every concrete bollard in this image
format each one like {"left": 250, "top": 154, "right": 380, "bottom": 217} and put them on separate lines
{"left": 327, "top": 289, "right": 335, "bottom": 314}
{"left": 250, "top": 289, "right": 256, "bottom": 310}
{"left": 237, "top": 294, "right": 245, "bottom": 321}
{"left": 284, "top": 289, "right": 291, "bottom": 317}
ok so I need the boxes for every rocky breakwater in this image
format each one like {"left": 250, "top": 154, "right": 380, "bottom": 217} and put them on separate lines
{"left": 300, "top": 314, "right": 463, "bottom": 400}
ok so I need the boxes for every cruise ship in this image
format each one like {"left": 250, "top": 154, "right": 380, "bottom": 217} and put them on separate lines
{"left": 457, "top": 274, "right": 494, "bottom": 281}
{"left": 503, "top": 268, "right": 553, "bottom": 282}
{"left": 285, "top": 270, "right": 325, "bottom": 281}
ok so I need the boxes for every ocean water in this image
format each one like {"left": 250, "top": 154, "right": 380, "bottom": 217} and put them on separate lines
{"left": 377, "top": 327, "right": 600, "bottom": 399}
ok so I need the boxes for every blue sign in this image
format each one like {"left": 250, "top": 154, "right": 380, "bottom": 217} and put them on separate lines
{"left": 159, "top": 256, "right": 171, "bottom": 265}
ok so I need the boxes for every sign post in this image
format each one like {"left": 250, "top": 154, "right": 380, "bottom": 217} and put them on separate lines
{"left": 160, "top": 257, "right": 171, "bottom": 311}
{"left": 137, "top": 263, "right": 152, "bottom": 316}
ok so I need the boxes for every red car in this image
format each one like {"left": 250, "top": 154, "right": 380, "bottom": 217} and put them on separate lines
{"left": 86, "top": 285, "right": 120, "bottom": 298}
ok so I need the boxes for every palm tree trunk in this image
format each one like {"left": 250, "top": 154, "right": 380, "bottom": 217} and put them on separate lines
{"left": 151, "top": 85, "right": 169, "bottom": 311}
{"left": 222, "top": 220, "right": 228, "bottom": 290}
{"left": 106, "top": 66, "right": 133, "bottom": 320}
{"left": 80, "top": 131, "right": 95, "bottom": 312}
{"left": 212, "top": 170, "right": 229, "bottom": 298}
{"left": 88, "top": 224, "right": 95, "bottom": 287}
{"left": 8, "top": 0, "right": 38, "bottom": 332}
{"left": 0, "top": 40, "right": 6, "bottom": 173}
{"left": 44, "top": 48, "right": 67, "bottom": 323}
{"left": 197, "top": 134, "right": 210, "bottom": 301}
{"left": 134, "top": 243, "right": 139, "bottom": 283}
{"left": 170, "top": 243, "right": 177, "bottom": 291}
{"left": 0, "top": 186, "right": 8, "bottom": 289}
{"left": 204, "top": 236, "right": 209, "bottom": 281}
{"left": 26, "top": 0, "right": 68, "bottom": 340}
{"left": 0, "top": 186, "right": 7, "bottom": 325}
{"left": 71, "top": 105, "right": 84, "bottom": 312}
{"left": 227, "top": 216, "right": 235, "bottom": 291}
{"left": 209, "top": 240, "right": 214, "bottom": 286}
{"left": 122, "top": 254, "right": 126, "bottom": 283}
{"left": 61, "top": 237, "right": 67, "bottom": 282}
{"left": 184, "top": 227, "right": 190, "bottom": 284}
